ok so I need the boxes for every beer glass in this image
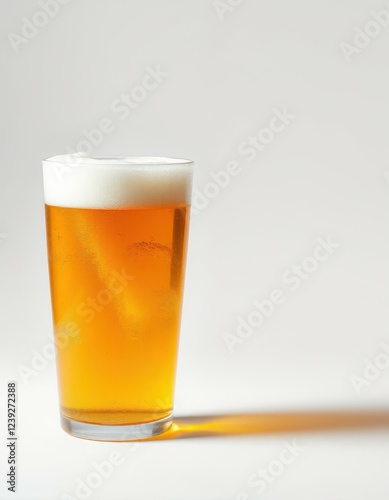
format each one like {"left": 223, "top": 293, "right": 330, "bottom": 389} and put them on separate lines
{"left": 42, "top": 154, "right": 193, "bottom": 441}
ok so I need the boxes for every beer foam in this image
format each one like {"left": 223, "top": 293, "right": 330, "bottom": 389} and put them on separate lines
{"left": 42, "top": 154, "right": 193, "bottom": 209}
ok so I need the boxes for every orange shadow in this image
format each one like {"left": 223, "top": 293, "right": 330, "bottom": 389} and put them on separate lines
{"left": 146, "top": 410, "right": 389, "bottom": 441}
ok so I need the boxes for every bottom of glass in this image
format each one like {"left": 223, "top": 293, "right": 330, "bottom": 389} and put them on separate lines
{"left": 60, "top": 414, "right": 172, "bottom": 441}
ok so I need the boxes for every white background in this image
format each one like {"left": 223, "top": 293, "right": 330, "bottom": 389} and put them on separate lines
{"left": 1, "top": 0, "right": 389, "bottom": 498}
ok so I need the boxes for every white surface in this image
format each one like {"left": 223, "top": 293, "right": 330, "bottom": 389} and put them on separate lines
{"left": 1, "top": 0, "right": 389, "bottom": 498}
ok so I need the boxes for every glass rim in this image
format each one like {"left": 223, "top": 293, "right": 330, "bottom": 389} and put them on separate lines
{"left": 42, "top": 154, "right": 194, "bottom": 167}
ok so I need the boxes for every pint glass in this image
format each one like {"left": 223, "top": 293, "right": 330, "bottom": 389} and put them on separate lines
{"left": 42, "top": 155, "right": 193, "bottom": 440}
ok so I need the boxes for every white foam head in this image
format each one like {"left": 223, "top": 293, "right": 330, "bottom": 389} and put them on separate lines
{"left": 42, "top": 154, "right": 194, "bottom": 209}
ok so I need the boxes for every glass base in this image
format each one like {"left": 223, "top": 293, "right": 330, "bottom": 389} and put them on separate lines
{"left": 60, "top": 414, "right": 172, "bottom": 441}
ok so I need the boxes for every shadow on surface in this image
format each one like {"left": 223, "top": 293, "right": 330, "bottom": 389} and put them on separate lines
{"left": 148, "top": 410, "right": 389, "bottom": 441}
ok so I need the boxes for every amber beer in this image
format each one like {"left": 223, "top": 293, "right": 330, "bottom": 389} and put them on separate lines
{"left": 43, "top": 155, "right": 193, "bottom": 440}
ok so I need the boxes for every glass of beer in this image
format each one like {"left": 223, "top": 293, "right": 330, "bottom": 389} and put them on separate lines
{"left": 42, "top": 154, "right": 193, "bottom": 441}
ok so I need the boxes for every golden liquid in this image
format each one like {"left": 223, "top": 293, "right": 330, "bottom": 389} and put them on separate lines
{"left": 45, "top": 204, "right": 189, "bottom": 425}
